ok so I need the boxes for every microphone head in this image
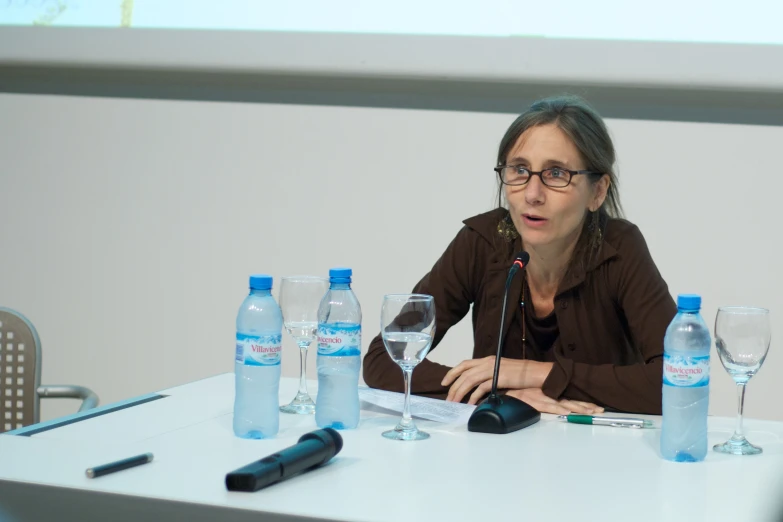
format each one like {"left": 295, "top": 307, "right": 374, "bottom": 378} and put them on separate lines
{"left": 298, "top": 427, "right": 344, "bottom": 456}
{"left": 513, "top": 251, "right": 530, "bottom": 269}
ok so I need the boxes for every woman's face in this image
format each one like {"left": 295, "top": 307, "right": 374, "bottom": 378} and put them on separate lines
{"left": 504, "top": 123, "right": 608, "bottom": 253}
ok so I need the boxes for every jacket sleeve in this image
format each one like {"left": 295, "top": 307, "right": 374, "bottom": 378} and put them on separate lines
{"left": 363, "top": 225, "right": 482, "bottom": 399}
{"left": 541, "top": 225, "right": 677, "bottom": 414}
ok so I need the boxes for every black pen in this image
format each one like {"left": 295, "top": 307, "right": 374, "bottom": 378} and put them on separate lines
{"left": 85, "top": 453, "right": 154, "bottom": 478}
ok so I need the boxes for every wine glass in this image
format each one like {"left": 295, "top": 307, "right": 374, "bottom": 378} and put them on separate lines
{"left": 713, "top": 306, "right": 771, "bottom": 455}
{"left": 380, "top": 294, "right": 436, "bottom": 441}
{"left": 278, "top": 276, "right": 329, "bottom": 415}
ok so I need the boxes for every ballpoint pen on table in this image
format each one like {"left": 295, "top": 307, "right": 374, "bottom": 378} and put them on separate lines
{"left": 85, "top": 453, "right": 154, "bottom": 478}
{"left": 557, "top": 414, "right": 654, "bottom": 429}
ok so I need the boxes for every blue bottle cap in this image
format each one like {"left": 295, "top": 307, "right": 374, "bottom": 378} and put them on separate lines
{"left": 329, "top": 267, "right": 352, "bottom": 283}
{"left": 677, "top": 294, "right": 701, "bottom": 311}
{"left": 249, "top": 274, "right": 273, "bottom": 291}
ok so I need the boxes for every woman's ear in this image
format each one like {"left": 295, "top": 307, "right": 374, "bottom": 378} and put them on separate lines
{"left": 589, "top": 174, "right": 611, "bottom": 212}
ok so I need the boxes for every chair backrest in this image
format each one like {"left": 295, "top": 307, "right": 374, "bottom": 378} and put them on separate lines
{"left": 0, "top": 308, "right": 41, "bottom": 432}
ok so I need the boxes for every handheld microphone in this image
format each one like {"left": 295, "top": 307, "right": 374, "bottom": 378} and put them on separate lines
{"left": 225, "top": 428, "right": 343, "bottom": 492}
{"left": 467, "top": 251, "right": 541, "bottom": 434}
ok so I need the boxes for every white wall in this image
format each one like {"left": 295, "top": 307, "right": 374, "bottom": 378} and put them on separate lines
{"left": 1, "top": 93, "right": 780, "bottom": 423}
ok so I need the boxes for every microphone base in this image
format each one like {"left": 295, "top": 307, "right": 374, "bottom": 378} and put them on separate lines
{"left": 467, "top": 394, "right": 541, "bottom": 434}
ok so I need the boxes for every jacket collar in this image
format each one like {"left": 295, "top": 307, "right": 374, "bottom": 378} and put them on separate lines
{"left": 463, "top": 208, "right": 513, "bottom": 245}
{"left": 557, "top": 240, "right": 618, "bottom": 294}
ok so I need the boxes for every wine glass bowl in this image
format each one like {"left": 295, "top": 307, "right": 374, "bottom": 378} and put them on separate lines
{"left": 713, "top": 306, "right": 771, "bottom": 455}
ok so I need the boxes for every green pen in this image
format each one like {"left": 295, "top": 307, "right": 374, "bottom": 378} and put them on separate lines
{"left": 557, "top": 414, "right": 654, "bottom": 429}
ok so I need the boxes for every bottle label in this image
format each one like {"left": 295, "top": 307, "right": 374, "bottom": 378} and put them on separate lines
{"left": 317, "top": 324, "right": 361, "bottom": 356}
{"left": 663, "top": 353, "right": 709, "bottom": 387}
{"left": 235, "top": 333, "right": 282, "bottom": 366}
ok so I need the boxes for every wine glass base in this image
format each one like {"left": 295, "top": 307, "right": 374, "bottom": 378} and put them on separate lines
{"left": 279, "top": 394, "right": 316, "bottom": 415}
{"left": 713, "top": 438, "right": 763, "bottom": 455}
{"left": 382, "top": 427, "right": 430, "bottom": 441}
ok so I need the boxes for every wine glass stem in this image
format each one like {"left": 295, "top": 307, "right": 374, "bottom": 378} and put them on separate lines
{"left": 297, "top": 343, "right": 310, "bottom": 396}
{"left": 733, "top": 382, "right": 747, "bottom": 441}
{"left": 400, "top": 368, "right": 414, "bottom": 429}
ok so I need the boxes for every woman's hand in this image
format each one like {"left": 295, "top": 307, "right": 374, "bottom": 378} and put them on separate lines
{"left": 441, "top": 356, "right": 554, "bottom": 404}
{"left": 506, "top": 388, "right": 604, "bottom": 415}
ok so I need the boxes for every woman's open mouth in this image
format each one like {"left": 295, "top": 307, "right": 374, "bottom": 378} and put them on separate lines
{"left": 522, "top": 214, "right": 548, "bottom": 227}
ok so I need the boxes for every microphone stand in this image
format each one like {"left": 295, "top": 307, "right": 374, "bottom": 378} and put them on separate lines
{"left": 467, "top": 256, "right": 541, "bottom": 434}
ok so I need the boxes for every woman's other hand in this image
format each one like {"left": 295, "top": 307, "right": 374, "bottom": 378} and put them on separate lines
{"left": 442, "top": 356, "right": 553, "bottom": 404}
{"left": 506, "top": 388, "right": 604, "bottom": 415}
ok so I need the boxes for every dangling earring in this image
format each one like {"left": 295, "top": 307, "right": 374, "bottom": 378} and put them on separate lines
{"left": 497, "top": 214, "right": 519, "bottom": 242}
{"left": 588, "top": 209, "right": 603, "bottom": 250}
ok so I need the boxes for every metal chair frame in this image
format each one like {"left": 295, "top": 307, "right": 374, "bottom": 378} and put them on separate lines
{"left": 0, "top": 307, "right": 98, "bottom": 432}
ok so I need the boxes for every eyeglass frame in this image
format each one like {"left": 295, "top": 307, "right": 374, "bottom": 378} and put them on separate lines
{"left": 494, "top": 165, "right": 602, "bottom": 188}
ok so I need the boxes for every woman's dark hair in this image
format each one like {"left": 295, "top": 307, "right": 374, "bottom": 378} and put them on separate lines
{"left": 496, "top": 94, "right": 624, "bottom": 273}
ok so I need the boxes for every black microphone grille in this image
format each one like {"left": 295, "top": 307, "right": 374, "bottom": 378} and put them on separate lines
{"left": 323, "top": 427, "right": 344, "bottom": 454}
{"left": 299, "top": 428, "right": 344, "bottom": 455}
{"left": 515, "top": 251, "right": 530, "bottom": 265}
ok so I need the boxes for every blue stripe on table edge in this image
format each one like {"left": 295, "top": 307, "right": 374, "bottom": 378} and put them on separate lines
{"left": 4, "top": 393, "right": 168, "bottom": 437}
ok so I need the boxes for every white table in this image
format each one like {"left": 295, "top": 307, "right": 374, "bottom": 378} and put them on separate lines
{"left": 1, "top": 374, "right": 782, "bottom": 522}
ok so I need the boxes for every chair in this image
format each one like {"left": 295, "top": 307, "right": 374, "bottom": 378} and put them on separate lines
{"left": 0, "top": 307, "right": 99, "bottom": 433}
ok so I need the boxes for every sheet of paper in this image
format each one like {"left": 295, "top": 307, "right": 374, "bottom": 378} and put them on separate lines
{"left": 359, "top": 386, "right": 475, "bottom": 425}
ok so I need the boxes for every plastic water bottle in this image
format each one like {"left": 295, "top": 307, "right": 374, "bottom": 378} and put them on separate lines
{"left": 661, "top": 294, "right": 711, "bottom": 462}
{"left": 315, "top": 267, "right": 361, "bottom": 429}
{"left": 233, "top": 274, "right": 282, "bottom": 439}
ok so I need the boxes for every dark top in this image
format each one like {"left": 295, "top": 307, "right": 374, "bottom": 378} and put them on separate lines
{"left": 362, "top": 207, "right": 677, "bottom": 414}
{"left": 524, "top": 291, "right": 559, "bottom": 357}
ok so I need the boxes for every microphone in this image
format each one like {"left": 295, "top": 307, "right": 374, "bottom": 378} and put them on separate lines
{"left": 467, "top": 251, "right": 541, "bottom": 434}
{"left": 225, "top": 428, "right": 343, "bottom": 492}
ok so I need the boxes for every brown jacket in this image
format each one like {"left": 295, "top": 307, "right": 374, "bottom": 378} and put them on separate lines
{"left": 363, "top": 208, "right": 677, "bottom": 414}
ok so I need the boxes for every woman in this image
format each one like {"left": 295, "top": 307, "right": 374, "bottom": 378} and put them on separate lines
{"left": 363, "top": 95, "right": 677, "bottom": 415}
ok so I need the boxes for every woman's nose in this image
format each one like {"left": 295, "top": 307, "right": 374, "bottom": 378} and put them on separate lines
{"left": 524, "top": 175, "right": 546, "bottom": 205}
